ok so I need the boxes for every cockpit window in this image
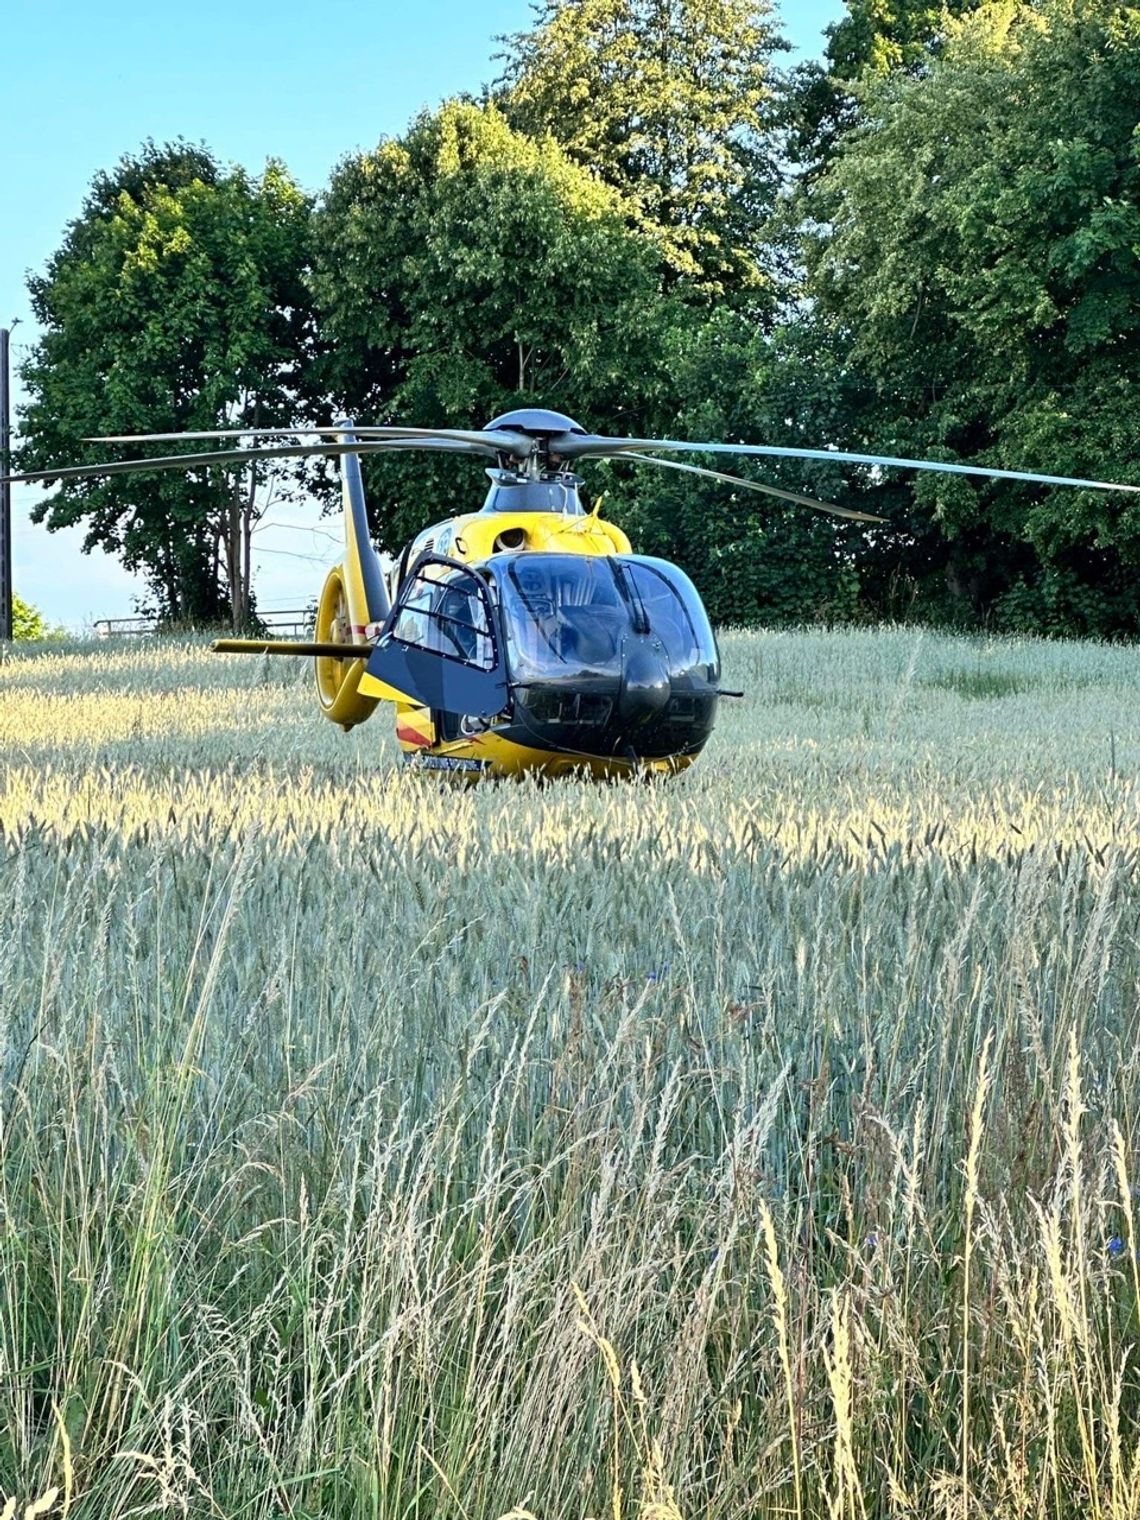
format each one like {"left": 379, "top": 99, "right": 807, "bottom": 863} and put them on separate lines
{"left": 389, "top": 564, "right": 496, "bottom": 670}
{"left": 617, "top": 559, "right": 719, "bottom": 678}
{"left": 494, "top": 553, "right": 719, "bottom": 683}
{"left": 502, "top": 556, "right": 627, "bottom": 679}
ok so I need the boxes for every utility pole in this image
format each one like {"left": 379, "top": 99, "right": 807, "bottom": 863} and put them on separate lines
{"left": 0, "top": 327, "right": 11, "bottom": 641}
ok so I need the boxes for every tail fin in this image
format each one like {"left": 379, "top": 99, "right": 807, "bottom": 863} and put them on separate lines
{"left": 310, "top": 426, "right": 402, "bottom": 727}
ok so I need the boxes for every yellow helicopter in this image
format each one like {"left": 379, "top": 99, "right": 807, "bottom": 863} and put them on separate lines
{"left": 8, "top": 408, "right": 1140, "bottom": 778}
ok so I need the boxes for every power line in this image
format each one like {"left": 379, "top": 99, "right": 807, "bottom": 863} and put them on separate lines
{"left": 252, "top": 519, "right": 340, "bottom": 540}
{"left": 253, "top": 544, "right": 338, "bottom": 563}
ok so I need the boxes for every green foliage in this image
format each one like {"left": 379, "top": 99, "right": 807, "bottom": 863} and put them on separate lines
{"left": 10, "top": 593, "right": 55, "bottom": 641}
{"left": 827, "top": 0, "right": 987, "bottom": 75}
{"left": 607, "top": 314, "right": 867, "bottom": 624}
{"left": 803, "top": 0, "right": 1140, "bottom": 634}
{"left": 787, "top": 0, "right": 986, "bottom": 181}
{"left": 313, "top": 101, "right": 671, "bottom": 548}
{"left": 18, "top": 142, "right": 314, "bottom": 624}
{"left": 499, "top": 0, "right": 784, "bottom": 303}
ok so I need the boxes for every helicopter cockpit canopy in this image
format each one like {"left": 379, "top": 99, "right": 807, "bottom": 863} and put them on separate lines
{"left": 495, "top": 553, "right": 719, "bottom": 685}
{"left": 366, "top": 550, "right": 720, "bottom": 728}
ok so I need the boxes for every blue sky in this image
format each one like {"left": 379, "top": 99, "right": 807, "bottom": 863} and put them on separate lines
{"left": 3, "top": 0, "right": 845, "bottom": 628}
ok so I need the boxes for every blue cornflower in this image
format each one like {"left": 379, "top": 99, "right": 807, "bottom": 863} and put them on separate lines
{"left": 1107, "top": 1235, "right": 1126, "bottom": 1257}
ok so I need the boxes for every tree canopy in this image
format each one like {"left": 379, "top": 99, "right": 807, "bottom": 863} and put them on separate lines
{"left": 805, "top": 0, "right": 1140, "bottom": 632}
{"left": 826, "top": 0, "right": 988, "bottom": 75}
{"left": 499, "top": 0, "right": 784, "bottom": 304}
{"left": 11, "top": 593, "right": 54, "bottom": 641}
{"left": 15, "top": 1, "right": 1140, "bottom": 636}
{"left": 18, "top": 142, "right": 314, "bottom": 627}
{"left": 312, "top": 101, "right": 671, "bottom": 548}
{"left": 786, "top": 0, "right": 984, "bottom": 179}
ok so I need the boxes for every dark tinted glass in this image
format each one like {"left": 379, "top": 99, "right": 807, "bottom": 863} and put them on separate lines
{"left": 494, "top": 553, "right": 718, "bottom": 684}
{"left": 499, "top": 555, "right": 628, "bottom": 680}
{"left": 617, "top": 558, "right": 719, "bottom": 679}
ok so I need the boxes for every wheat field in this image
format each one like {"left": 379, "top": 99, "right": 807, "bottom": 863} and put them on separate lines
{"left": 2, "top": 626, "right": 1140, "bottom": 1519}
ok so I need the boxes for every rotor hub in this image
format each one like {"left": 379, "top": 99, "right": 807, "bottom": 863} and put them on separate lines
{"left": 483, "top": 408, "right": 588, "bottom": 438}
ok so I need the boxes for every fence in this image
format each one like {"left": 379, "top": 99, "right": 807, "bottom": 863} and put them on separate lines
{"left": 93, "top": 609, "right": 315, "bottom": 639}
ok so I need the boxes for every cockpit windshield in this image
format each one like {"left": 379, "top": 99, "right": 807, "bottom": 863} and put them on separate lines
{"left": 613, "top": 558, "right": 719, "bottom": 677}
{"left": 501, "top": 555, "right": 626, "bottom": 679}
{"left": 494, "top": 553, "right": 719, "bottom": 684}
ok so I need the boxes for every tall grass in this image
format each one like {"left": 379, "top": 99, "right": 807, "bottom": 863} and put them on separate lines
{"left": 2, "top": 627, "right": 1140, "bottom": 1517}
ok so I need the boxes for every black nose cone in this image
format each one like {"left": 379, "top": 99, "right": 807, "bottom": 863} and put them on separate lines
{"left": 618, "top": 640, "right": 671, "bottom": 726}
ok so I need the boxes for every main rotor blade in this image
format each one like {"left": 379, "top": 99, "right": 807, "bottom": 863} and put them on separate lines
{"left": 89, "top": 424, "right": 535, "bottom": 458}
{"left": 555, "top": 433, "right": 1140, "bottom": 495}
{"left": 1, "top": 436, "right": 494, "bottom": 487}
{"left": 611, "top": 451, "right": 884, "bottom": 523}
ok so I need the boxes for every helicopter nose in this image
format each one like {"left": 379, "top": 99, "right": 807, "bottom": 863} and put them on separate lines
{"left": 618, "top": 639, "right": 671, "bottom": 727}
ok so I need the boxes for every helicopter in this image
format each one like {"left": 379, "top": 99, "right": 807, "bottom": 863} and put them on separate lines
{"left": 7, "top": 407, "right": 1140, "bottom": 778}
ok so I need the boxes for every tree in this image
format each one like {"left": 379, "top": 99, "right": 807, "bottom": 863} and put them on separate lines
{"left": 312, "top": 101, "right": 672, "bottom": 549}
{"left": 786, "top": 0, "right": 983, "bottom": 177}
{"left": 11, "top": 593, "right": 55, "bottom": 641}
{"left": 600, "top": 313, "right": 870, "bottom": 625}
{"left": 18, "top": 143, "right": 315, "bottom": 629}
{"left": 825, "top": 0, "right": 987, "bottom": 76}
{"left": 802, "top": 0, "right": 1140, "bottom": 633}
{"left": 498, "top": 0, "right": 785, "bottom": 305}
